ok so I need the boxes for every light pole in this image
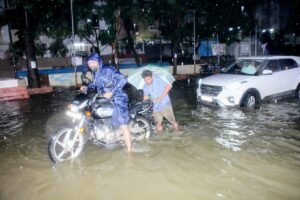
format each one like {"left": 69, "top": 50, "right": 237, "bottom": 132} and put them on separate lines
{"left": 71, "top": 0, "right": 74, "bottom": 38}
{"left": 255, "top": 25, "right": 257, "bottom": 56}
{"left": 70, "top": 0, "right": 77, "bottom": 85}
{"left": 193, "top": 10, "right": 196, "bottom": 74}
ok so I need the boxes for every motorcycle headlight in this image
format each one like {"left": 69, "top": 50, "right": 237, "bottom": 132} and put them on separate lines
{"left": 224, "top": 81, "right": 247, "bottom": 90}
{"left": 66, "top": 111, "right": 83, "bottom": 119}
{"left": 68, "top": 104, "right": 79, "bottom": 112}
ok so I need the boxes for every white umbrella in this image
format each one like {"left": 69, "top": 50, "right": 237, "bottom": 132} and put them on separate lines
{"left": 127, "top": 64, "right": 175, "bottom": 89}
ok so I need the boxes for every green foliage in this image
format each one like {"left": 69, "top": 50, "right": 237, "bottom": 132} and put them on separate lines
{"left": 35, "top": 43, "right": 48, "bottom": 57}
{"left": 98, "top": 28, "right": 116, "bottom": 45}
{"left": 48, "top": 39, "right": 68, "bottom": 57}
{"left": 12, "top": 30, "right": 25, "bottom": 57}
{"left": 146, "top": 0, "right": 259, "bottom": 44}
{"left": 1, "top": 0, "right": 261, "bottom": 56}
{"left": 2, "top": 0, "right": 98, "bottom": 55}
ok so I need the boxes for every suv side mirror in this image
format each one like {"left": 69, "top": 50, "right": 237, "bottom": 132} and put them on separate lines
{"left": 262, "top": 69, "right": 273, "bottom": 75}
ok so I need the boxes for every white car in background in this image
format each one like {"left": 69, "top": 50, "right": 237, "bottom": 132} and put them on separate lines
{"left": 196, "top": 56, "right": 300, "bottom": 109}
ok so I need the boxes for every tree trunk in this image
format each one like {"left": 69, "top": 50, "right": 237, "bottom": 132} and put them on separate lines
{"left": 172, "top": 41, "right": 178, "bottom": 75}
{"left": 24, "top": 10, "right": 40, "bottom": 88}
{"left": 123, "top": 17, "right": 140, "bottom": 67}
{"left": 172, "top": 9, "right": 180, "bottom": 76}
{"left": 112, "top": 41, "right": 119, "bottom": 71}
{"left": 125, "top": 28, "right": 140, "bottom": 67}
{"left": 112, "top": 9, "right": 122, "bottom": 71}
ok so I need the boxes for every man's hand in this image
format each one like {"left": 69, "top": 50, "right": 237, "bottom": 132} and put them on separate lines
{"left": 143, "top": 95, "right": 150, "bottom": 101}
{"left": 154, "top": 96, "right": 163, "bottom": 103}
{"left": 104, "top": 92, "right": 113, "bottom": 99}
{"left": 80, "top": 86, "right": 87, "bottom": 92}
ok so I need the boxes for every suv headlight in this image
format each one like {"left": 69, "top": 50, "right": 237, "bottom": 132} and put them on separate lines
{"left": 198, "top": 78, "right": 203, "bottom": 86}
{"left": 224, "top": 81, "right": 247, "bottom": 90}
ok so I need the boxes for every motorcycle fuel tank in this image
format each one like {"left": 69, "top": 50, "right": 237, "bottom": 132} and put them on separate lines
{"left": 94, "top": 101, "right": 114, "bottom": 118}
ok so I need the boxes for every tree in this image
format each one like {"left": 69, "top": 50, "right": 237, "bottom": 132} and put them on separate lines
{"left": 1, "top": 0, "right": 153, "bottom": 70}
{"left": 1, "top": 0, "right": 260, "bottom": 79}
{"left": 0, "top": 2, "right": 41, "bottom": 87}
{"left": 0, "top": 0, "right": 99, "bottom": 87}
{"left": 98, "top": 0, "right": 145, "bottom": 68}
{"left": 137, "top": 0, "right": 187, "bottom": 74}
{"left": 145, "top": 0, "right": 259, "bottom": 68}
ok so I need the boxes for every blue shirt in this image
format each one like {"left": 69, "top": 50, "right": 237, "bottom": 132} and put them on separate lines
{"left": 143, "top": 76, "right": 171, "bottom": 112}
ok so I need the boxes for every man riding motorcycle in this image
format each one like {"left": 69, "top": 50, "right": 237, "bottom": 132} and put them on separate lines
{"left": 80, "top": 53, "right": 132, "bottom": 152}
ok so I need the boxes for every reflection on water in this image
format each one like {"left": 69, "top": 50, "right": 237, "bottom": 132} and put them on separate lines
{"left": 0, "top": 101, "right": 28, "bottom": 137}
{"left": 0, "top": 86, "right": 299, "bottom": 200}
{"left": 192, "top": 101, "right": 300, "bottom": 154}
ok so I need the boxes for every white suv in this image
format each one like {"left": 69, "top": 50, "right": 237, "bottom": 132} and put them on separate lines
{"left": 196, "top": 56, "right": 300, "bottom": 109}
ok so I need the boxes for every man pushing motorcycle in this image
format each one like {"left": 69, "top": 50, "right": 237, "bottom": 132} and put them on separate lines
{"left": 80, "top": 53, "right": 132, "bottom": 152}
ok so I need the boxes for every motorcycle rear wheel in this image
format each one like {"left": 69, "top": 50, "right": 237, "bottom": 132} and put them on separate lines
{"left": 129, "top": 116, "right": 152, "bottom": 141}
{"left": 48, "top": 126, "right": 85, "bottom": 163}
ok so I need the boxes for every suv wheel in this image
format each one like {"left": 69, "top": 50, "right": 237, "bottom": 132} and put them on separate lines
{"left": 240, "top": 91, "right": 261, "bottom": 109}
{"left": 296, "top": 84, "right": 300, "bottom": 100}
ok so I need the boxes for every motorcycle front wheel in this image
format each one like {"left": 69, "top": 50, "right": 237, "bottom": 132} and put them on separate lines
{"left": 48, "top": 126, "right": 85, "bottom": 163}
{"left": 128, "top": 116, "right": 152, "bottom": 141}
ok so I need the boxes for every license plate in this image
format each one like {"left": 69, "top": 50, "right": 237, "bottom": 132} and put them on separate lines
{"left": 201, "top": 95, "right": 213, "bottom": 102}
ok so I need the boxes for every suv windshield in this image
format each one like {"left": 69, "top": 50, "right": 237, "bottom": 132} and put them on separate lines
{"left": 222, "top": 59, "right": 264, "bottom": 75}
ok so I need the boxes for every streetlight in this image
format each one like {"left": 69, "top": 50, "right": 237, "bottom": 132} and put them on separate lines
{"left": 193, "top": 9, "right": 196, "bottom": 74}
{"left": 255, "top": 25, "right": 257, "bottom": 56}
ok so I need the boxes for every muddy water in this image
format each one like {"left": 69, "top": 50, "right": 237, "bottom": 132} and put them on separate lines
{"left": 0, "top": 85, "right": 299, "bottom": 200}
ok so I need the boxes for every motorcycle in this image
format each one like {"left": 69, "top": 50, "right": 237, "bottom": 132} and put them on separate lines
{"left": 48, "top": 91, "right": 154, "bottom": 163}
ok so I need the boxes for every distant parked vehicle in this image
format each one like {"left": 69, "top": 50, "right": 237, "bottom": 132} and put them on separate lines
{"left": 196, "top": 56, "right": 300, "bottom": 109}
{"left": 199, "top": 64, "right": 221, "bottom": 77}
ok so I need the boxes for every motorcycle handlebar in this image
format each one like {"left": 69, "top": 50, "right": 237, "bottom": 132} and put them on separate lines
{"left": 77, "top": 87, "right": 106, "bottom": 98}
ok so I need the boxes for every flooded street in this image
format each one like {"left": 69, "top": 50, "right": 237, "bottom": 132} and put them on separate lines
{"left": 0, "top": 83, "right": 299, "bottom": 200}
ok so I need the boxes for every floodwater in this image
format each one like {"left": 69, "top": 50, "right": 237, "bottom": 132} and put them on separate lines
{"left": 0, "top": 83, "right": 299, "bottom": 200}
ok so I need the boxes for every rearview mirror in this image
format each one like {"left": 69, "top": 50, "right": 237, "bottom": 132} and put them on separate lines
{"left": 135, "top": 89, "right": 144, "bottom": 101}
{"left": 137, "top": 89, "right": 144, "bottom": 97}
{"left": 81, "top": 74, "right": 91, "bottom": 85}
{"left": 81, "top": 71, "right": 93, "bottom": 85}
